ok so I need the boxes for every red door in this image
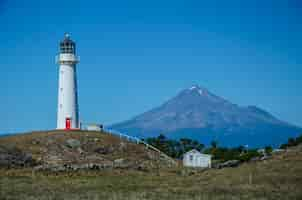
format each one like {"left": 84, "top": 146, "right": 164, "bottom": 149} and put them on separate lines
{"left": 65, "top": 118, "right": 71, "bottom": 130}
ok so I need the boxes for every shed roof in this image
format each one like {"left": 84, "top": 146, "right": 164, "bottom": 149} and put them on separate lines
{"left": 183, "top": 149, "right": 212, "bottom": 158}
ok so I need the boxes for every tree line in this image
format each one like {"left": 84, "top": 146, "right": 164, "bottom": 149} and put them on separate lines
{"left": 145, "top": 133, "right": 302, "bottom": 162}
{"left": 144, "top": 134, "right": 269, "bottom": 162}
{"left": 280, "top": 134, "right": 302, "bottom": 149}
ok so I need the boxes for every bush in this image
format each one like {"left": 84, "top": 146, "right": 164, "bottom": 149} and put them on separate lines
{"left": 280, "top": 134, "right": 302, "bottom": 149}
{"left": 265, "top": 146, "right": 273, "bottom": 155}
{"left": 238, "top": 150, "right": 260, "bottom": 162}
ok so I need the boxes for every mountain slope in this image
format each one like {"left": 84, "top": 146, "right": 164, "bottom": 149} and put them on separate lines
{"left": 111, "top": 86, "right": 302, "bottom": 147}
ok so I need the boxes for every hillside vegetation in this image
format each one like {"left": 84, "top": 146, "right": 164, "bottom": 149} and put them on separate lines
{"left": 145, "top": 134, "right": 263, "bottom": 162}
{"left": 0, "top": 130, "right": 172, "bottom": 171}
{"left": 0, "top": 131, "right": 302, "bottom": 199}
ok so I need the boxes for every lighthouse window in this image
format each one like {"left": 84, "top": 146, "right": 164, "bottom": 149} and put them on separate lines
{"left": 60, "top": 104, "right": 62, "bottom": 108}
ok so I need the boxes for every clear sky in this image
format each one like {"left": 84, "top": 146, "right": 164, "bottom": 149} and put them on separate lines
{"left": 0, "top": 0, "right": 301, "bottom": 133}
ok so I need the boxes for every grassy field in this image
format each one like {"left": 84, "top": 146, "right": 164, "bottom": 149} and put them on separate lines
{"left": 1, "top": 144, "right": 302, "bottom": 200}
{"left": 0, "top": 131, "right": 302, "bottom": 200}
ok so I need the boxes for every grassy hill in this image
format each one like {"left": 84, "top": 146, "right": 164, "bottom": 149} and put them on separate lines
{"left": 0, "top": 131, "right": 302, "bottom": 200}
{"left": 0, "top": 130, "right": 172, "bottom": 171}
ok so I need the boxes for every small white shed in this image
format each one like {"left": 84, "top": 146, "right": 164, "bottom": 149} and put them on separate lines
{"left": 183, "top": 149, "right": 212, "bottom": 168}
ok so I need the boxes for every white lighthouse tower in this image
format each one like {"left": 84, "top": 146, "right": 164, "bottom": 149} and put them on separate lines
{"left": 56, "top": 33, "right": 80, "bottom": 130}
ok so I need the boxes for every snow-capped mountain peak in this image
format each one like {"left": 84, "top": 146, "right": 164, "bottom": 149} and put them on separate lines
{"left": 186, "top": 85, "right": 210, "bottom": 96}
{"left": 111, "top": 86, "right": 302, "bottom": 147}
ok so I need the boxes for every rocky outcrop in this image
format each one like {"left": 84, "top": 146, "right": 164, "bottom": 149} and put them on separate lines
{"left": 0, "top": 145, "right": 37, "bottom": 168}
{"left": 214, "top": 160, "right": 241, "bottom": 169}
{"left": 65, "top": 139, "right": 81, "bottom": 148}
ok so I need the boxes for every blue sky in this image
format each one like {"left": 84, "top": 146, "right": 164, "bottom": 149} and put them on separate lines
{"left": 0, "top": 0, "right": 301, "bottom": 133}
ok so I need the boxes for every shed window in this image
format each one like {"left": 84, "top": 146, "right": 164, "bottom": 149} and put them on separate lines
{"left": 189, "top": 155, "right": 193, "bottom": 161}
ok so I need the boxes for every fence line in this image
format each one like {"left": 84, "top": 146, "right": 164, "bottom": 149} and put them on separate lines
{"left": 103, "top": 128, "right": 176, "bottom": 165}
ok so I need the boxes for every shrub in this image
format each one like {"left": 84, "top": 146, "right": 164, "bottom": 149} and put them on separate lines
{"left": 265, "top": 146, "right": 273, "bottom": 155}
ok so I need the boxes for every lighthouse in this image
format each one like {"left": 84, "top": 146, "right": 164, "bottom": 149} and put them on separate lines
{"left": 56, "top": 33, "right": 80, "bottom": 130}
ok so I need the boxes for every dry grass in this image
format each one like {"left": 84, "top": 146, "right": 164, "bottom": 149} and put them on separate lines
{"left": 0, "top": 130, "right": 164, "bottom": 167}
{"left": 0, "top": 132, "right": 302, "bottom": 200}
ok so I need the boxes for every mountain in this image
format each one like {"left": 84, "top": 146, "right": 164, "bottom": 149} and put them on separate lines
{"left": 110, "top": 85, "right": 302, "bottom": 147}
